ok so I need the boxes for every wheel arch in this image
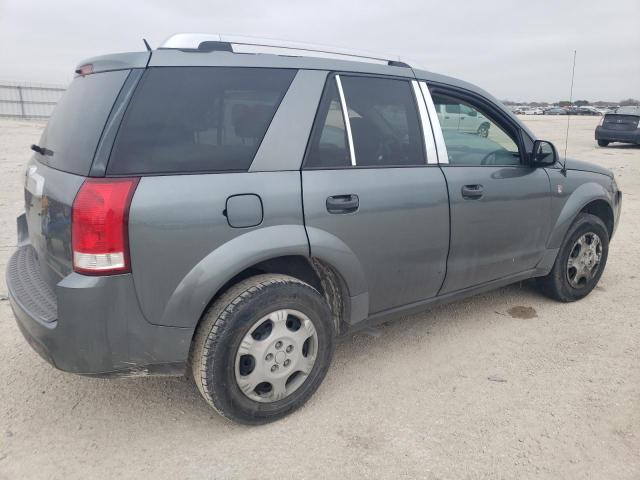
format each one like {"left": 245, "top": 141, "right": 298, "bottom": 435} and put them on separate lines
{"left": 199, "top": 255, "right": 353, "bottom": 335}
{"left": 580, "top": 199, "right": 614, "bottom": 238}
{"left": 159, "top": 225, "right": 367, "bottom": 333}
{"left": 547, "top": 182, "right": 614, "bottom": 249}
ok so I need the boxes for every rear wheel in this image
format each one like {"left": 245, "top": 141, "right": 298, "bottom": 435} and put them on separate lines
{"left": 190, "top": 274, "right": 335, "bottom": 424}
{"left": 598, "top": 140, "right": 609, "bottom": 147}
{"left": 537, "top": 213, "right": 609, "bottom": 302}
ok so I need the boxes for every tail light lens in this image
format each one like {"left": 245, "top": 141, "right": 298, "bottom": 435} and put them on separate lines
{"left": 72, "top": 178, "right": 139, "bottom": 275}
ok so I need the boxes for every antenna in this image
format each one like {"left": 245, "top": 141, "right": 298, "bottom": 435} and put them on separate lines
{"left": 562, "top": 50, "right": 577, "bottom": 173}
{"left": 143, "top": 38, "right": 152, "bottom": 52}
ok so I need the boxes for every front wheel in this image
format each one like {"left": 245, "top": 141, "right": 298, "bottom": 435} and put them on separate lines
{"left": 477, "top": 124, "right": 489, "bottom": 138}
{"left": 598, "top": 140, "right": 609, "bottom": 147}
{"left": 190, "top": 274, "right": 335, "bottom": 424}
{"left": 537, "top": 213, "right": 609, "bottom": 302}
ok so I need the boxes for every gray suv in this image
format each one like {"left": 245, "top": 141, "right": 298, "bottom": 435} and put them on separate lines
{"left": 6, "top": 34, "right": 622, "bottom": 424}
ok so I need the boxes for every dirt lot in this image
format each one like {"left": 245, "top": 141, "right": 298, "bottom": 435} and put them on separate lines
{"left": 0, "top": 116, "right": 638, "bottom": 479}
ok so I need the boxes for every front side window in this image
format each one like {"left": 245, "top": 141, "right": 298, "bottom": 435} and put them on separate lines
{"left": 432, "top": 92, "right": 521, "bottom": 166}
{"left": 108, "top": 67, "right": 296, "bottom": 175}
{"left": 305, "top": 75, "right": 426, "bottom": 168}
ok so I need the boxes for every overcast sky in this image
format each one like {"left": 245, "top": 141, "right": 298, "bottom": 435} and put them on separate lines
{"left": 1, "top": 0, "right": 638, "bottom": 102}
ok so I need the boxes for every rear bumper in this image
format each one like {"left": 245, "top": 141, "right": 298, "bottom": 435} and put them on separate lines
{"left": 6, "top": 245, "right": 193, "bottom": 377}
{"left": 595, "top": 126, "right": 640, "bottom": 144}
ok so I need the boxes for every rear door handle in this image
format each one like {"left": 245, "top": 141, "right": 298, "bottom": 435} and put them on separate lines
{"left": 461, "top": 184, "right": 484, "bottom": 199}
{"left": 326, "top": 194, "right": 359, "bottom": 214}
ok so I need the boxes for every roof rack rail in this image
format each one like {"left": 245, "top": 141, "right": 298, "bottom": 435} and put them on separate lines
{"left": 159, "top": 33, "right": 411, "bottom": 68}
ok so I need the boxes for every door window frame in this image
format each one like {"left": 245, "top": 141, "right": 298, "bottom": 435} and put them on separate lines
{"left": 302, "top": 72, "right": 439, "bottom": 170}
{"left": 424, "top": 82, "right": 529, "bottom": 167}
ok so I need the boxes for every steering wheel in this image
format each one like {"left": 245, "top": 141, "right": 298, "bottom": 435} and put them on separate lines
{"left": 480, "top": 149, "right": 504, "bottom": 166}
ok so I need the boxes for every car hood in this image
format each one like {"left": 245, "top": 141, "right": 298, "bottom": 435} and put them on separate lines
{"left": 564, "top": 158, "right": 613, "bottom": 178}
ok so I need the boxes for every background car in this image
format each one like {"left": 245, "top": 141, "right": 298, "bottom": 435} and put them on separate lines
{"left": 596, "top": 106, "right": 640, "bottom": 146}
{"left": 544, "top": 107, "right": 567, "bottom": 115}
{"left": 434, "top": 101, "right": 491, "bottom": 137}
{"left": 577, "top": 106, "right": 603, "bottom": 116}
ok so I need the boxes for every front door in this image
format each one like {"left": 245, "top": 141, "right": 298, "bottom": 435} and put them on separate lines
{"left": 428, "top": 87, "right": 552, "bottom": 294}
{"left": 302, "top": 74, "right": 449, "bottom": 314}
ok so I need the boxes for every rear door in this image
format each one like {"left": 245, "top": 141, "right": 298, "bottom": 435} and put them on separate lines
{"left": 302, "top": 74, "right": 449, "bottom": 315}
{"left": 425, "top": 85, "right": 552, "bottom": 293}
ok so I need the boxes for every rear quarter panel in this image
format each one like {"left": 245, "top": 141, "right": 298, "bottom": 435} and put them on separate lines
{"left": 128, "top": 171, "right": 307, "bottom": 328}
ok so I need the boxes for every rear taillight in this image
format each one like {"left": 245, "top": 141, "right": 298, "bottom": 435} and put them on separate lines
{"left": 72, "top": 178, "right": 139, "bottom": 275}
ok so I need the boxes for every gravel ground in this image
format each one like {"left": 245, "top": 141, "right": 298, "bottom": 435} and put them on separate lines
{"left": 0, "top": 116, "right": 638, "bottom": 479}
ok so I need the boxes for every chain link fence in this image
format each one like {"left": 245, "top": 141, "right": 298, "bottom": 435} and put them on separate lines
{"left": 0, "top": 81, "right": 66, "bottom": 119}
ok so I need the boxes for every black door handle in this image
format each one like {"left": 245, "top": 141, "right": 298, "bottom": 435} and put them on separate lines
{"left": 326, "top": 194, "right": 359, "bottom": 214}
{"left": 461, "top": 184, "right": 484, "bottom": 199}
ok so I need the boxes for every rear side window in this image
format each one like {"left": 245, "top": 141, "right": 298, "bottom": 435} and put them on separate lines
{"left": 37, "top": 70, "right": 129, "bottom": 176}
{"left": 305, "top": 80, "right": 350, "bottom": 168}
{"left": 108, "top": 67, "right": 296, "bottom": 175}
{"left": 305, "top": 75, "right": 425, "bottom": 169}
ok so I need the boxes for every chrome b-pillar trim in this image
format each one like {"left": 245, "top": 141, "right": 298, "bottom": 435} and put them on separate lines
{"left": 418, "top": 81, "right": 449, "bottom": 164}
{"left": 335, "top": 75, "right": 356, "bottom": 166}
{"left": 411, "top": 80, "right": 438, "bottom": 164}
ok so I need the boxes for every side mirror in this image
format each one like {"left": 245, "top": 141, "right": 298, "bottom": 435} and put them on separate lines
{"left": 531, "top": 140, "right": 558, "bottom": 166}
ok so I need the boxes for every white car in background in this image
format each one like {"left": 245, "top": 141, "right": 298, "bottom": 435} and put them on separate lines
{"left": 435, "top": 102, "right": 491, "bottom": 137}
{"left": 522, "top": 107, "right": 544, "bottom": 115}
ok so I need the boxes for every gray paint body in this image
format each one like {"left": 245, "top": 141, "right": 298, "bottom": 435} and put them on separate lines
{"left": 128, "top": 171, "right": 307, "bottom": 328}
{"left": 302, "top": 168, "right": 449, "bottom": 314}
{"left": 6, "top": 48, "right": 622, "bottom": 376}
{"left": 250, "top": 69, "right": 328, "bottom": 172}
{"left": 439, "top": 165, "right": 551, "bottom": 293}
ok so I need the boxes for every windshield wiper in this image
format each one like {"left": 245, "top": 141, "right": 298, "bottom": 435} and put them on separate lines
{"left": 31, "top": 144, "right": 53, "bottom": 156}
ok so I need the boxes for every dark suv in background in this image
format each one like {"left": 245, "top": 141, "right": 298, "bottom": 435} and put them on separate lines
{"left": 7, "top": 34, "right": 622, "bottom": 424}
{"left": 596, "top": 106, "right": 640, "bottom": 147}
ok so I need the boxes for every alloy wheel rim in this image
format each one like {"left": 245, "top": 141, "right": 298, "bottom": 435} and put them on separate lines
{"left": 566, "top": 232, "right": 602, "bottom": 288}
{"left": 234, "top": 309, "right": 318, "bottom": 403}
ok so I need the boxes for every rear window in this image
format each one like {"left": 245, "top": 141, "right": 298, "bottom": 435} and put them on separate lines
{"left": 107, "top": 67, "right": 296, "bottom": 175}
{"left": 37, "top": 70, "right": 129, "bottom": 176}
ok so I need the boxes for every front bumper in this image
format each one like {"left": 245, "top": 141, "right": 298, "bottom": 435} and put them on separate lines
{"left": 595, "top": 126, "right": 640, "bottom": 144}
{"left": 6, "top": 245, "right": 193, "bottom": 376}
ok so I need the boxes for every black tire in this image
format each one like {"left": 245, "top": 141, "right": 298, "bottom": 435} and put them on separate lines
{"left": 477, "top": 123, "right": 489, "bottom": 138}
{"left": 537, "top": 213, "right": 609, "bottom": 302}
{"left": 598, "top": 140, "right": 609, "bottom": 147}
{"left": 190, "top": 274, "right": 335, "bottom": 424}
